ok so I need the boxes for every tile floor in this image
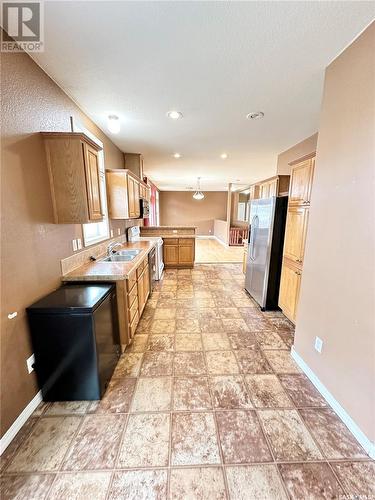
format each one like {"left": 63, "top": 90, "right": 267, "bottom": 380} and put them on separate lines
{"left": 1, "top": 264, "right": 374, "bottom": 499}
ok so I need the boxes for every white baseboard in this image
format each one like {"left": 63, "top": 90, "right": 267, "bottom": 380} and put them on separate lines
{"left": 196, "top": 235, "right": 215, "bottom": 239}
{"left": 0, "top": 390, "right": 42, "bottom": 455}
{"left": 213, "top": 236, "right": 229, "bottom": 248}
{"left": 291, "top": 347, "right": 375, "bottom": 459}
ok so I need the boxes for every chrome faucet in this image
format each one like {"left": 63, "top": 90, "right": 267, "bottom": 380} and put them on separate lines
{"left": 107, "top": 242, "right": 122, "bottom": 257}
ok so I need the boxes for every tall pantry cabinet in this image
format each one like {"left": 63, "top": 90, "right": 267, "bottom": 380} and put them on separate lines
{"left": 278, "top": 155, "right": 315, "bottom": 323}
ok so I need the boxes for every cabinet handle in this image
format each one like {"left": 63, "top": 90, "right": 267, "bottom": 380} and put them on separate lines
{"left": 294, "top": 271, "right": 301, "bottom": 276}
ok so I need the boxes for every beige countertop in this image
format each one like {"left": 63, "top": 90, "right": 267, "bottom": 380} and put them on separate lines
{"left": 62, "top": 241, "right": 155, "bottom": 282}
{"left": 159, "top": 234, "right": 196, "bottom": 239}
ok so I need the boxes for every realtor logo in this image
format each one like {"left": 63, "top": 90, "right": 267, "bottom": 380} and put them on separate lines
{"left": 1, "top": 0, "right": 44, "bottom": 52}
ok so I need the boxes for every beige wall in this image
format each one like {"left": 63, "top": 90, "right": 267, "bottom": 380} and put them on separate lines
{"left": 214, "top": 219, "right": 229, "bottom": 245}
{"left": 159, "top": 191, "right": 228, "bottom": 235}
{"left": 0, "top": 50, "right": 129, "bottom": 436}
{"left": 294, "top": 23, "right": 375, "bottom": 442}
{"left": 277, "top": 133, "right": 318, "bottom": 175}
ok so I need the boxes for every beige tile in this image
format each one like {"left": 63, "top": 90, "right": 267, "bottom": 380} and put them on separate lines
{"left": 235, "top": 349, "right": 274, "bottom": 374}
{"left": 175, "top": 333, "right": 202, "bottom": 351}
{"left": 210, "top": 376, "right": 253, "bottom": 409}
{"left": 278, "top": 463, "right": 344, "bottom": 500}
{"left": 7, "top": 417, "right": 81, "bottom": 472}
{"left": 0, "top": 474, "right": 55, "bottom": 499}
{"left": 131, "top": 377, "right": 172, "bottom": 412}
{"left": 218, "top": 307, "right": 242, "bottom": 319}
{"left": 171, "top": 412, "right": 220, "bottom": 465}
{"left": 140, "top": 352, "right": 173, "bottom": 376}
{"left": 174, "top": 352, "right": 206, "bottom": 376}
{"left": 331, "top": 461, "right": 375, "bottom": 499}
{"left": 147, "top": 334, "right": 174, "bottom": 351}
{"left": 206, "top": 351, "right": 240, "bottom": 375}
{"left": 173, "top": 377, "right": 212, "bottom": 410}
{"left": 48, "top": 472, "right": 111, "bottom": 500}
{"left": 112, "top": 353, "right": 143, "bottom": 378}
{"left": 226, "top": 465, "right": 288, "bottom": 500}
{"left": 202, "top": 332, "right": 231, "bottom": 351}
{"left": 126, "top": 334, "right": 149, "bottom": 352}
{"left": 176, "top": 318, "right": 201, "bottom": 333}
{"left": 176, "top": 308, "right": 198, "bottom": 319}
{"left": 62, "top": 415, "right": 125, "bottom": 470}
{"left": 154, "top": 308, "right": 176, "bottom": 319}
{"left": 151, "top": 319, "right": 176, "bottom": 333}
{"left": 118, "top": 413, "right": 170, "bottom": 467}
{"left": 278, "top": 374, "right": 327, "bottom": 407}
{"left": 200, "top": 318, "right": 224, "bottom": 333}
{"left": 91, "top": 377, "right": 136, "bottom": 414}
{"left": 0, "top": 418, "right": 37, "bottom": 473}
{"left": 263, "top": 350, "right": 301, "bottom": 374}
{"left": 135, "top": 318, "right": 153, "bottom": 334}
{"left": 216, "top": 410, "right": 272, "bottom": 463}
{"left": 255, "top": 331, "right": 288, "bottom": 350}
{"left": 170, "top": 467, "right": 226, "bottom": 500}
{"left": 259, "top": 409, "right": 322, "bottom": 461}
{"left": 222, "top": 319, "right": 250, "bottom": 332}
{"left": 44, "top": 401, "right": 91, "bottom": 416}
{"left": 108, "top": 470, "right": 168, "bottom": 500}
{"left": 227, "top": 331, "right": 257, "bottom": 350}
{"left": 299, "top": 408, "right": 368, "bottom": 459}
{"left": 245, "top": 375, "right": 293, "bottom": 408}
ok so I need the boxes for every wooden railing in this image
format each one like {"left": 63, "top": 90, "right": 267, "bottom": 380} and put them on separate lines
{"left": 229, "top": 227, "right": 249, "bottom": 246}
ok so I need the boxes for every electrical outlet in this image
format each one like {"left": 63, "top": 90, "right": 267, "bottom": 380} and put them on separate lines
{"left": 26, "top": 354, "right": 35, "bottom": 374}
{"left": 117, "top": 228, "right": 121, "bottom": 235}
{"left": 72, "top": 239, "right": 77, "bottom": 251}
{"left": 314, "top": 336, "right": 323, "bottom": 353}
{"left": 110, "top": 229, "right": 114, "bottom": 238}
{"left": 172, "top": 229, "right": 178, "bottom": 234}
{"left": 77, "top": 238, "right": 82, "bottom": 250}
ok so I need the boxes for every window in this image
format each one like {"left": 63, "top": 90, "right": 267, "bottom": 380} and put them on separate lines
{"left": 71, "top": 117, "right": 110, "bottom": 246}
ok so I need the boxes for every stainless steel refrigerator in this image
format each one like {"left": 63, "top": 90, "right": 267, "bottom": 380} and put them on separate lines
{"left": 245, "top": 196, "right": 288, "bottom": 310}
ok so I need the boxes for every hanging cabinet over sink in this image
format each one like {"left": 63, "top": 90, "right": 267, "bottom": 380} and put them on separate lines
{"left": 42, "top": 132, "right": 103, "bottom": 224}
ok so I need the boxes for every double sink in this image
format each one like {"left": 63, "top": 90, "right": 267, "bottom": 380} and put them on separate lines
{"left": 101, "top": 249, "right": 142, "bottom": 262}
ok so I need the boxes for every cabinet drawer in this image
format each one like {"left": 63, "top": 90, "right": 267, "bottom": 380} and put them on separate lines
{"left": 164, "top": 238, "right": 179, "bottom": 245}
{"left": 179, "top": 238, "right": 194, "bottom": 245}
{"left": 130, "top": 311, "right": 139, "bottom": 338}
{"left": 127, "top": 283, "right": 138, "bottom": 308}
{"left": 126, "top": 269, "right": 137, "bottom": 292}
{"left": 136, "top": 258, "right": 146, "bottom": 279}
{"left": 128, "top": 298, "right": 138, "bottom": 323}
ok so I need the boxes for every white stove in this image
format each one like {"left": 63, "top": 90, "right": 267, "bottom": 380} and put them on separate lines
{"left": 127, "top": 226, "right": 164, "bottom": 280}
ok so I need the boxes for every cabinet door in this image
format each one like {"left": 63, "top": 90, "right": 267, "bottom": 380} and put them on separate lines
{"left": 178, "top": 245, "right": 194, "bottom": 265}
{"left": 143, "top": 266, "right": 150, "bottom": 305}
{"left": 83, "top": 143, "right": 103, "bottom": 220}
{"left": 137, "top": 272, "right": 145, "bottom": 312}
{"left": 279, "top": 261, "right": 302, "bottom": 323}
{"left": 164, "top": 245, "right": 179, "bottom": 266}
{"left": 127, "top": 176, "right": 135, "bottom": 217}
{"left": 289, "top": 159, "right": 314, "bottom": 206}
{"left": 134, "top": 180, "right": 140, "bottom": 218}
{"left": 283, "top": 207, "right": 309, "bottom": 265}
{"left": 268, "top": 179, "right": 278, "bottom": 197}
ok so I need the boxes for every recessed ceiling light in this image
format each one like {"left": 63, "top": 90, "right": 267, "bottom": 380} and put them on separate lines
{"left": 107, "top": 115, "right": 120, "bottom": 133}
{"left": 220, "top": 153, "right": 228, "bottom": 159}
{"left": 173, "top": 153, "right": 181, "bottom": 159}
{"left": 167, "top": 110, "right": 183, "bottom": 120}
{"left": 246, "top": 111, "right": 264, "bottom": 120}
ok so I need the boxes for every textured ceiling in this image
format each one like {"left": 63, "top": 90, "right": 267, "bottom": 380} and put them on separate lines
{"left": 31, "top": 1, "right": 374, "bottom": 190}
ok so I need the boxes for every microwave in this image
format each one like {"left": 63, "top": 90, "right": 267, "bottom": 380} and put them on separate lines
{"left": 140, "top": 198, "right": 150, "bottom": 218}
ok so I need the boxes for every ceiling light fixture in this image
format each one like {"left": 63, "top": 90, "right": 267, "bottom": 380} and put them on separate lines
{"left": 193, "top": 177, "right": 204, "bottom": 200}
{"left": 246, "top": 111, "right": 264, "bottom": 120}
{"left": 107, "top": 115, "right": 120, "bottom": 133}
{"left": 220, "top": 153, "right": 228, "bottom": 159}
{"left": 173, "top": 153, "right": 181, "bottom": 159}
{"left": 166, "top": 110, "right": 183, "bottom": 120}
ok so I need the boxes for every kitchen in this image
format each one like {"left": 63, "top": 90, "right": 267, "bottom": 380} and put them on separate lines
{"left": 1, "top": 3, "right": 374, "bottom": 499}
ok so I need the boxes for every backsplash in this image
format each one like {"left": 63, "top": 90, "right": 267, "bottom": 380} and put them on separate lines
{"left": 61, "top": 234, "right": 127, "bottom": 275}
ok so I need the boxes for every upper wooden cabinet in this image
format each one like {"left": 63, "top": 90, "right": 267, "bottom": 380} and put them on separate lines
{"left": 42, "top": 132, "right": 103, "bottom": 224}
{"left": 106, "top": 169, "right": 141, "bottom": 219}
{"left": 288, "top": 156, "right": 315, "bottom": 206}
{"left": 124, "top": 152, "right": 144, "bottom": 179}
{"left": 139, "top": 183, "right": 150, "bottom": 200}
{"left": 283, "top": 206, "right": 309, "bottom": 265}
{"left": 254, "top": 175, "right": 290, "bottom": 200}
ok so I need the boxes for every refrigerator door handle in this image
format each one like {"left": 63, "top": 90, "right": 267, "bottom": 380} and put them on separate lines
{"left": 249, "top": 215, "right": 259, "bottom": 261}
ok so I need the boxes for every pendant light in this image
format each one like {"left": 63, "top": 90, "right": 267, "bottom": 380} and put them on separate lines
{"left": 193, "top": 177, "right": 204, "bottom": 200}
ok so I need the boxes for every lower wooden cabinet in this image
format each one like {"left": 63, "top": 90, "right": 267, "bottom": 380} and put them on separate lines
{"left": 278, "top": 259, "right": 302, "bottom": 324}
{"left": 138, "top": 265, "right": 150, "bottom": 315}
{"left": 163, "top": 238, "right": 195, "bottom": 268}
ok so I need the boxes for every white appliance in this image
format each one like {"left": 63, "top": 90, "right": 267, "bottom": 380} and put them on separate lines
{"left": 127, "top": 226, "right": 164, "bottom": 280}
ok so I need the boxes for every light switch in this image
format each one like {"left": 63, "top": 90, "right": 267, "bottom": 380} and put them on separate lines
{"left": 117, "top": 228, "right": 121, "bottom": 235}
{"left": 314, "top": 336, "right": 323, "bottom": 353}
{"left": 77, "top": 238, "right": 82, "bottom": 250}
{"left": 72, "top": 239, "right": 78, "bottom": 251}
{"left": 110, "top": 229, "right": 114, "bottom": 238}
